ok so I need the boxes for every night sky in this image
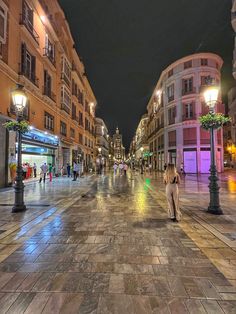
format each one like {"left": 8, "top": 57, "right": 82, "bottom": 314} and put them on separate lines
{"left": 59, "top": 0, "right": 234, "bottom": 149}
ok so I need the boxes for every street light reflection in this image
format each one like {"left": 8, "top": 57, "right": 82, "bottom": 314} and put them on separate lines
{"left": 227, "top": 177, "right": 236, "bottom": 193}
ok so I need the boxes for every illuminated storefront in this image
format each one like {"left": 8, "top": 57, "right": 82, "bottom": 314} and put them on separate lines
{"left": 16, "top": 128, "right": 59, "bottom": 178}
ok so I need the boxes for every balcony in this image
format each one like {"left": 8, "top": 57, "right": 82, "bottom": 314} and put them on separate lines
{"left": 43, "top": 48, "right": 55, "bottom": 66}
{"left": 182, "top": 87, "right": 196, "bottom": 96}
{"left": 61, "top": 103, "right": 70, "bottom": 114}
{"left": 18, "top": 63, "right": 39, "bottom": 87}
{"left": 168, "top": 95, "right": 174, "bottom": 103}
{"left": 72, "top": 114, "right": 79, "bottom": 122}
{"left": 19, "top": 14, "right": 39, "bottom": 44}
{"left": 182, "top": 114, "right": 196, "bottom": 121}
{"left": 61, "top": 73, "right": 71, "bottom": 87}
{"left": 168, "top": 118, "right": 175, "bottom": 125}
{"left": 183, "top": 139, "right": 197, "bottom": 145}
{"left": 43, "top": 86, "right": 56, "bottom": 102}
{"left": 200, "top": 139, "right": 210, "bottom": 144}
{"left": 168, "top": 141, "right": 176, "bottom": 147}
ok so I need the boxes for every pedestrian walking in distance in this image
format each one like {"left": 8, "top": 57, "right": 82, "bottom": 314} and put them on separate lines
{"left": 48, "top": 163, "right": 53, "bottom": 182}
{"left": 72, "top": 161, "right": 79, "bottom": 181}
{"left": 33, "top": 162, "right": 37, "bottom": 178}
{"left": 123, "top": 163, "right": 128, "bottom": 175}
{"left": 66, "top": 163, "right": 71, "bottom": 177}
{"left": 164, "top": 164, "right": 182, "bottom": 222}
{"left": 113, "top": 163, "right": 118, "bottom": 175}
{"left": 119, "top": 162, "right": 124, "bottom": 175}
{"left": 39, "top": 162, "right": 48, "bottom": 183}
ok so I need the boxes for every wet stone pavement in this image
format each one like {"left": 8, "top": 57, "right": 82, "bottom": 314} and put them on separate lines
{"left": 0, "top": 174, "right": 235, "bottom": 313}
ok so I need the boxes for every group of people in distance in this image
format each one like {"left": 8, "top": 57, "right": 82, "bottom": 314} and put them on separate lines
{"left": 65, "top": 161, "right": 82, "bottom": 181}
{"left": 113, "top": 162, "right": 129, "bottom": 175}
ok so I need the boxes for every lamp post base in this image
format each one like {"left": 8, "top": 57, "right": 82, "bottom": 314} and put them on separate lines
{"left": 207, "top": 205, "right": 223, "bottom": 215}
{"left": 12, "top": 204, "right": 27, "bottom": 213}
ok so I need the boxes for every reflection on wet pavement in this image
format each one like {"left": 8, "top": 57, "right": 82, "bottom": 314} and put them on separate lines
{"left": 0, "top": 173, "right": 235, "bottom": 313}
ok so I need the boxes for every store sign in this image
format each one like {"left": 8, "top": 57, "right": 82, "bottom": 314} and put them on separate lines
{"left": 143, "top": 152, "right": 153, "bottom": 157}
{"left": 23, "top": 129, "right": 59, "bottom": 147}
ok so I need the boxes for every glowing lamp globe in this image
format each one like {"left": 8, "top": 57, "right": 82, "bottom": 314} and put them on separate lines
{"left": 11, "top": 85, "right": 27, "bottom": 112}
{"left": 98, "top": 147, "right": 102, "bottom": 153}
{"left": 204, "top": 86, "right": 219, "bottom": 108}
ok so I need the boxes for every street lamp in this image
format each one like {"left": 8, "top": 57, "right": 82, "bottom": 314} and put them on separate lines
{"left": 11, "top": 84, "right": 28, "bottom": 213}
{"left": 204, "top": 85, "right": 223, "bottom": 215}
{"left": 140, "top": 147, "right": 144, "bottom": 174}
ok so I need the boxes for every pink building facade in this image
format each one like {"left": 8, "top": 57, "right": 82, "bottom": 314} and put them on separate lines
{"left": 147, "top": 53, "right": 224, "bottom": 174}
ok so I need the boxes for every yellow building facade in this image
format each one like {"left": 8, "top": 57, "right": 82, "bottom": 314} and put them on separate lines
{"left": 0, "top": 0, "right": 96, "bottom": 186}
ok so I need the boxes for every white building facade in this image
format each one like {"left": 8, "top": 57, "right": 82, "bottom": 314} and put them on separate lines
{"left": 146, "top": 53, "right": 224, "bottom": 173}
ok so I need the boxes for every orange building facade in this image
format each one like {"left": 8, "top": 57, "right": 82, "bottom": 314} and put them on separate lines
{"left": 0, "top": 0, "right": 97, "bottom": 187}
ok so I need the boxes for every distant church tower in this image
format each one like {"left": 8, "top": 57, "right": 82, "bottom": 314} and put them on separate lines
{"left": 113, "top": 127, "right": 125, "bottom": 161}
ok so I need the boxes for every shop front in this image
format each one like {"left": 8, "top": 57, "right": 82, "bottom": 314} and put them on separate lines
{"left": 19, "top": 129, "right": 59, "bottom": 178}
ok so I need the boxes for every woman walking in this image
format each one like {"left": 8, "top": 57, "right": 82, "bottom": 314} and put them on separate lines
{"left": 164, "top": 164, "right": 182, "bottom": 222}
{"left": 48, "top": 163, "right": 53, "bottom": 182}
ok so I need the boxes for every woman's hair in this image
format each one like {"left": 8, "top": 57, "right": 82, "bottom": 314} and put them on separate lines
{"left": 164, "top": 164, "right": 178, "bottom": 184}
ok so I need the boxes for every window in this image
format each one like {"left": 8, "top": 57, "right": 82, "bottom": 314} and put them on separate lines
{"left": 168, "top": 69, "right": 173, "bottom": 78}
{"left": 168, "top": 106, "right": 176, "bottom": 125}
{"left": 72, "top": 103, "right": 76, "bottom": 120}
{"left": 60, "top": 121, "right": 67, "bottom": 136}
{"left": 201, "top": 58, "right": 208, "bottom": 66}
{"left": 79, "top": 133, "right": 83, "bottom": 144}
{"left": 21, "top": 1, "right": 39, "bottom": 43}
{"left": 43, "top": 70, "right": 53, "bottom": 98}
{"left": 183, "top": 128, "right": 197, "bottom": 145}
{"left": 78, "top": 89, "right": 83, "bottom": 104}
{"left": 61, "top": 85, "right": 71, "bottom": 114}
{"left": 79, "top": 111, "right": 83, "bottom": 126}
{"left": 22, "top": 1, "right": 33, "bottom": 32}
{"left": 72, "top": 80, "right": 78, "bottom": 97}
{"left": 21, "top": 43, "right": 37, "bottom": 85}
{"left": 44, "top": 112, "right": 54, "bottom": 130}
{"left": 167, "top": 84, "right": 174, "bottom": 102}
{"left": 44, "top": 34, "right": 55, "bottom": 64}
{"left": 182, "top": 77, "right": 194, "bottom": 95}
{"left": 61, "top": 56, "right": 71, "bottom": 86}
{"left": 85, "top": 118, "right": 89, "bottom": 131}
{"left": 183, "top": 103, "right": 195, "bottom": 120}
{"left": 184, "top": 60, "right": 192, "bottom": 69}
{"left": 168, "top": 131, "right": 176, "bottom": 147}
{"left": 0, "top": 0, "right": 8, "bottom": 44}
{"left": 70, "top": 127, "right": 75, "bottom": 138}
{"left": 85, "top": 100, "right": 89, "bottom": 113}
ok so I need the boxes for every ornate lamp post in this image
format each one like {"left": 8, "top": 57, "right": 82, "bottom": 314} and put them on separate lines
{"left": 203, "top": 85, "right": 223, "bottom": 215}
{"left": 11, "top": 85, "right": 28, "bottom": 213}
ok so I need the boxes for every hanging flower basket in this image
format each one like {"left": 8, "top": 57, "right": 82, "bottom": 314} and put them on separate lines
{"left": 199, "top": 113, "right": 231, "bottom": 131}
{"left": 3, "top": 120, "right": 29, "bottom": 133}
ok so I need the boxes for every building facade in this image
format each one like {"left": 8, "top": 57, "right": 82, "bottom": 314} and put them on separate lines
{"left": 144, "top": 53, "right": 224, "bottom": 173}
{"left": 133, "top": 114, "right": 149, "bottom": 160}
{"left": 0, "top": 0, "right": 97, "bottom": 187}
{"left": 95, "top": 117, "right": 109, "bottom": 166}
{"left": 112, "top": 127, "right": 125, "bottom": 162}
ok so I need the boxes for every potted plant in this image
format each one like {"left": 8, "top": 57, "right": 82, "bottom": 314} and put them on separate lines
{"left": 3, "top": 120, "right": 29, "bottom": 133}
{"left": 199, "top": 113, "right": 231, "bottom": 131}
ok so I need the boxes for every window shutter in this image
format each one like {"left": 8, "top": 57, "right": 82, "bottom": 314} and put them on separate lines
{"left": 31, "top": 55, "right": 36, "bottom": 81}
{"left": 21, "top": 42, "right": 26, "bottom": 73}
